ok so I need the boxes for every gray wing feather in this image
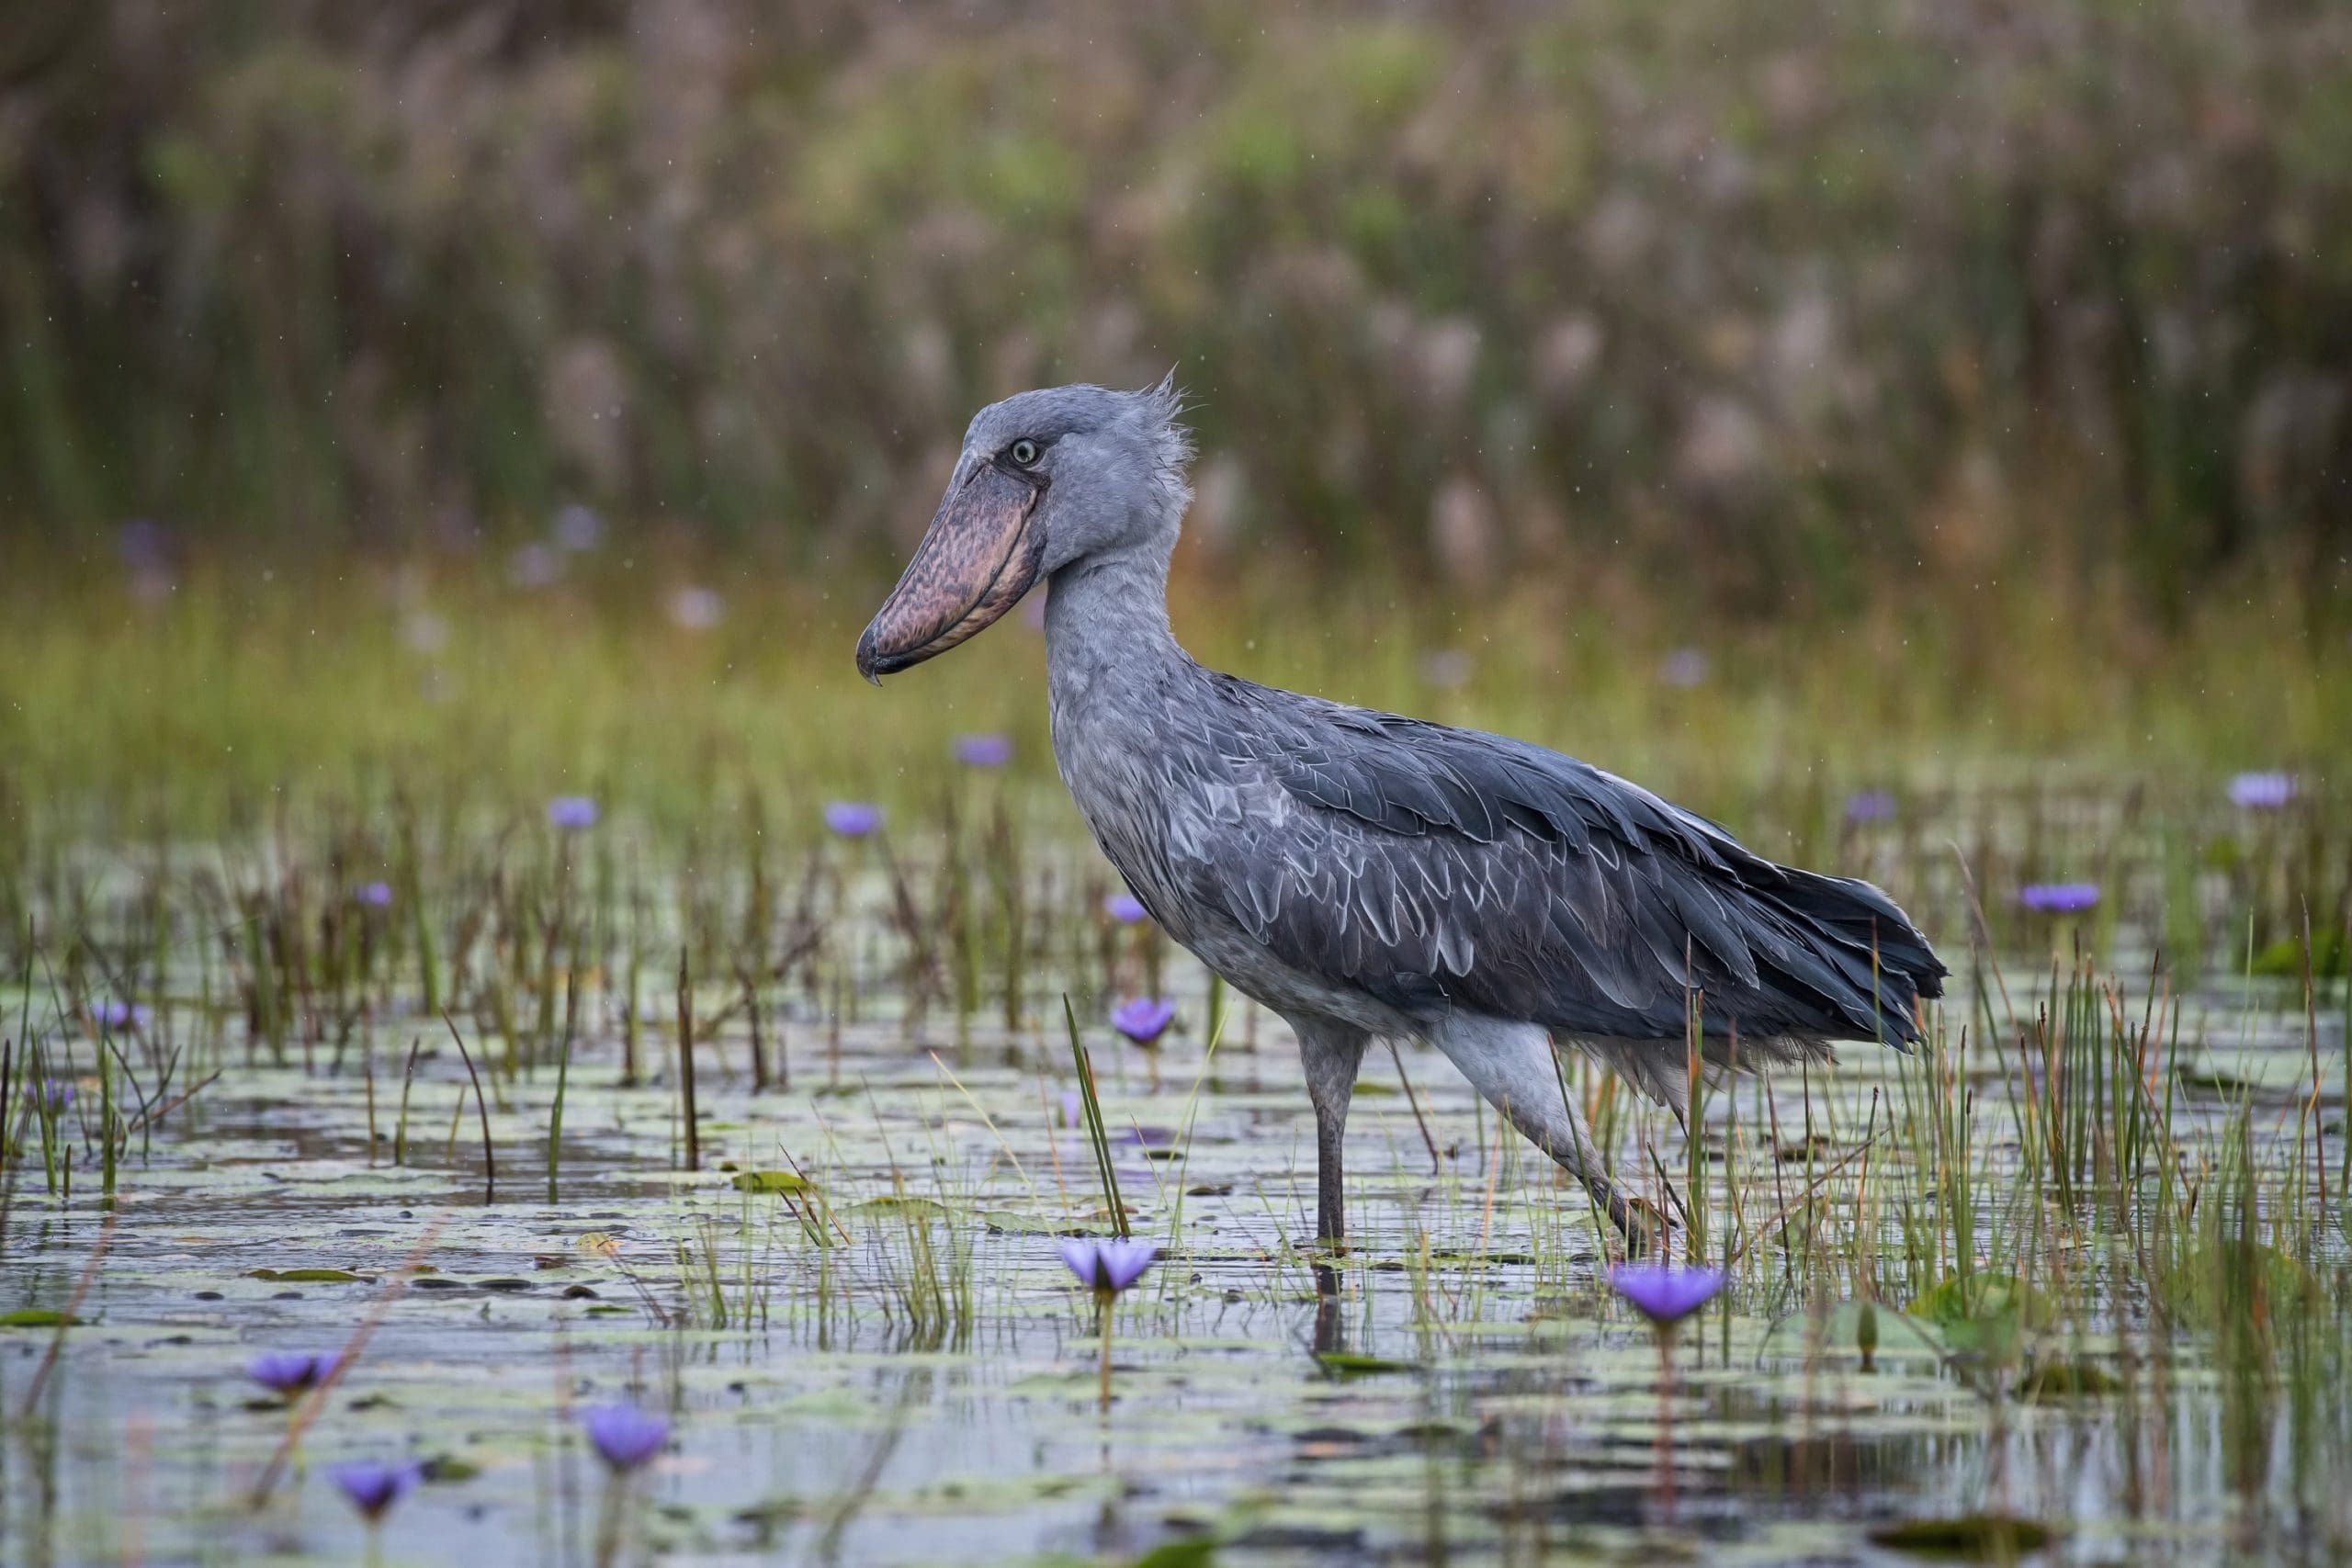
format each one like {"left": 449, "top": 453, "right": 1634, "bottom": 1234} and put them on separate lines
{"left": 1187, "top": 675, "right": 1945, "bottom": 1045}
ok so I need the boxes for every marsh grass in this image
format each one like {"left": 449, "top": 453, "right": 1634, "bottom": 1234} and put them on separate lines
{"left": 0, "top": 563, "right": 2343, "bottom": 1560}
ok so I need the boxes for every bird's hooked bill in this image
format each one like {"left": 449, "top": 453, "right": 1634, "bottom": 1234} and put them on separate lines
{"left": 855, "top": 451, "right": 1046, "bottom": 682}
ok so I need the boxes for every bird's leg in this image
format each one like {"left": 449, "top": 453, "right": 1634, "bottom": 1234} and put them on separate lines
{"left": 1425, "top": 1015, "right": 1654, "bottom": 1249}
{"left": 1291, "top": 1017, "right": 1369, "bottom": 1288}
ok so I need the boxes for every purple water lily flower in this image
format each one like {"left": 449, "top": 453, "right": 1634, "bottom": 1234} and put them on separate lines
{"left": 247, "top": 1350, "right": 336, "bottom": 1398}
{"left": 92, "top": 998, "right": 150, "bottom": 1032}
{"left": 1111, "top": 998, "right": 1175, "bottom": 1045}
{"left": 547, "top": 795, "right": 599, "bottom": 830}
{"left": 824, "top": 801, "right": 883, "bottom": 838}
{"left": 2019, "top": 882, "right": 2099, "bottom": 914}
{"left": 1102, "top": 892, "right": 1148, "bottom": 924}
{"left": 508, "top": 541, "right": 564, "bottom": 589}
{"left": 1843, "top": 789, "right": 1897, "bottom": 823}
{"left": 552, "top": 502, "right": 605, "bottom": 553}
{"left": 329, "top": 1459, "right": 420, "bottom": 1522}
{"left": 580, "top": 1403, "right": 670, "bottom": 1472}
{"left": 667, "top": 585, "right": 724, "bottom": 630}
{"left": 2227, "top": 772, "right": 2295, "bottom": 809}
{"left": 40, "top": 1079, "right": 74, "bottom": 1113}
{"left": 356, "top": 881, "right": 395, "bottom": 908}
{"left": 1608, "top": 1263, "right": 1727, "bottom": 1328}
{"left": 1060, "top": 1089, "right": 1082, "bottom": 1129}
{"left": 954, "top": 733, "right": 1013, "bottom": 768}
{"left": 1059, "top": 1237, "right": 1159, "bottom": 1296}
{"left": 1658, "top": 647, "right": 1710, "bottom": 689}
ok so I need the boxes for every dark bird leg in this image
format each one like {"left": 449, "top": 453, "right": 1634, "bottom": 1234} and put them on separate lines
{"left": 1426, "top": 1014, "right": 1654, "bottom": 1247}
{"left": 1292, "top": 1016, "right": 1369, "bottom": 1292}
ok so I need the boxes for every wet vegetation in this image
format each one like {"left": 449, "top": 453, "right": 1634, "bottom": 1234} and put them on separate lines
{"left": 4, "top": 3, "right": 2349, "bottom": 1562}
{"left": 0, "top": 549, "right": 2345, "bottom": 1565}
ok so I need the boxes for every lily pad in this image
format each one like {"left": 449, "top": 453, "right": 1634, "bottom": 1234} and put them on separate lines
{"left": 0, "top": 1308, "right": 81, "bottom": 1327}
{"left": 247, "top": 1268, "right": 370, "bottom": 1283}
{"left": 1905, "top": 1271, "right": 2052, "bottom": 1330}
{"left": 1314, "top": 1351, "right": 1417, "bottom": 1378}
{"left": 1869, "top": 1513, "right": 2053, "bottom": 1557}
{"left": 2017, "top": 1359, "right": 2121, "bottom": 1400}
{"left": 729, "top": 1169, "right": 816, "bottom": 1194}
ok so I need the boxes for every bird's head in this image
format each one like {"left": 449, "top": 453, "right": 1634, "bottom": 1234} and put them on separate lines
{"left": 855, "top": 375, "right": 1191, "bottom": 682}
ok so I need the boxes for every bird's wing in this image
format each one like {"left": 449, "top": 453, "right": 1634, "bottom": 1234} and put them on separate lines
{"left": 1181, "top": 676, "right": 1942, "bottom": 1045}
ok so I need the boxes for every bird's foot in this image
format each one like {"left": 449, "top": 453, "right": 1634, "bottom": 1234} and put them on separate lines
{"left": 1607, "top": 1193, "right": 1676, "bottom": 1257}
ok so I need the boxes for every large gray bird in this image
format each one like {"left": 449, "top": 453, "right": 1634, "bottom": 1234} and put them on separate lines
{"left": 857, "top": 378, "right": 1944, "bottom": 1255}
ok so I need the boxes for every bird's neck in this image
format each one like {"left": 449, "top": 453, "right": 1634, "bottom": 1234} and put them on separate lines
{"left": 1043, "top": 540, "right": 1188, "bottom": 721}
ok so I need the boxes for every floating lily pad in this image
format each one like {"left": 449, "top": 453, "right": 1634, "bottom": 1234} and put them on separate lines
{"left": 729, "top": 1169, "right": 815, "bottom": 1194}
{"left": 1906, "top": 1271, "right": 2052, "bottom": 1330}
{"left": 0, "top": 1308, "right": 81, "bottom": 1327}
{"left": 247, "top": 1267, "right": 370, "bottom": 1283}
{"left": 1314, "top": 1351, "right": 1416, "bottom": 1378}
{"left": 2017, "top": 1359, "right": 2121, "bottom": 1399}
{"left": 1869, "top": 1513, "right": 2053, "bottom": 1557}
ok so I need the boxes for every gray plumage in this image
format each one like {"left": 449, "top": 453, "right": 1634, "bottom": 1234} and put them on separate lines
{"left": 862, "top": 378, "right": 1947, "bottom": 1248}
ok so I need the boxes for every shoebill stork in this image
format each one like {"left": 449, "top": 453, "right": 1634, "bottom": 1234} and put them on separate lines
{"left": 856, "top": 378, "right": 1944, "bottom": 1253}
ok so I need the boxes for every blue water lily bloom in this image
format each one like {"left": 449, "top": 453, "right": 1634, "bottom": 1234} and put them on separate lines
{"left": 40, "top": 1079, "right": 74, "bottom": 1113}
{"left": 1102, "top": 892, "right": 1148, "bottom": 924}
{"left": 953, "top": 733, "right": 1013, "bottom": 768}
{"left": 823, "top": 801, "right": 883, "bottom": 838}
{"left": 1658, "top": 647, "right": 1709, "bottom": 688}
{"left": 2019, "top": 882, "right": 2099, "bottom": 914}
{"left": 547, "top": 795, "right": 599, "bottom": 830}
{"left": 1110, "top": 997, "right": 1175, "bottom": 1045}
{"left": 552, "top": 503, "right": 605, "bottom": 553}
{"left": 580, "top": 1403, "right": 670, "bottom": 1472}
{"left": 92, "top": 998, "right": 150, "bottom": 1031}
{"left": 248, "top": 1350, "right": 337, "bottom": 1398}
{"left": 356, "top": 880, "right": 395, "bottom": 908}
{"left": 2228, "top": 772, "right": 2295, "bottom": 809}
{"left": 1843, "top": 788, "right": 1897, "bottom": 823}
{"left": 1059, "top": 1237, "right": 1159, "bottom": 1296}
{"left": 329, "top": 1459, "right": 420, "bottom": 1522}
{"left": 1608, "top": 1263, "right": 1727, "bottom": 1327}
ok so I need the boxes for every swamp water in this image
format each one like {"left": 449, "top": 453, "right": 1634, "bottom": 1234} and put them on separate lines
{"left": 0, "top": 817, "right": 2346, "bottom": 1566}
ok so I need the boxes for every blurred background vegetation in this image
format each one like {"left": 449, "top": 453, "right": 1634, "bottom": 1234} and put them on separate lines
{"left": 0, "top": 0, "right": 2345, "bottom": 818}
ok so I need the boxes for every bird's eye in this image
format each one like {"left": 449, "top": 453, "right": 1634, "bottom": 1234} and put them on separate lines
{"left": 1007, "top": 438, "right": 1042, "bottom": 468}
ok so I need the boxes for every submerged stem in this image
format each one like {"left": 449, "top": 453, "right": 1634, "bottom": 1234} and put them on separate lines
{"left": 1098, "top": 1291, "right": 1114, "bottom": 1414}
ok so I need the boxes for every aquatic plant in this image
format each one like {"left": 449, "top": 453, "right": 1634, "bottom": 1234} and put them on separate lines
{"left": 1844, "top": 789, "right": 1897, "bottom": 823}
{"left": 2018, "top": 882, "right": 2100, "bottom": 913}
{"left": 580, "top": 1404, "right": 670, "bottom": 1568}
{"left": 1658, "top": 648, "right": 1709, "bottom": 689}
{"left": 823, "top": 801, "right": 883, "bottom": 838}
{"left": 547, "top": 795, "right": 599, "bottom": 830}
{"left": 1609, "top": 1264, "right": 1725, "bottom": 1327}
{"left": 356, "top": 880, "right": 394, "bottom": 908}
{"left": 579, "top": 1404, "right": 669, "bottom": 1472}
{"left": 40, "top": 1078, "right": 74, "bottom": 1113}
{"left": 1111, "top": 998, "right": 1175, "bottom": 1046}
{"left": 1102, "top": 892, "right": 1148, "bottom": 924}
{"left": 1060, "top": 1238, "right": 1159, "bottom": 1411}
{"left": 552, "top": 505, "right": 605, "bottom": 552}
{"left": 246, "top": 1350, "right": 336, "bottom": 1400}
{"left": 666, "top": 585, "right": 724, "bottom": 630}
{"left": 90, "top": 998, "right": 148, "bottom": 1031}
{"left": 1609, "top": 1264, "right": 1726, "bottom": 1520}
{"left": 2229, "top": 772, "right": 2295, "bottom": 809}
{"left": 327, "top": 1458, "right": 418, "bottom": 1522}
{"left": 1059, "top": 1238, "right": 1158, "bottom": 1297}
{"left": 953, "top": 733, "right": 1012, "bottom": 767}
